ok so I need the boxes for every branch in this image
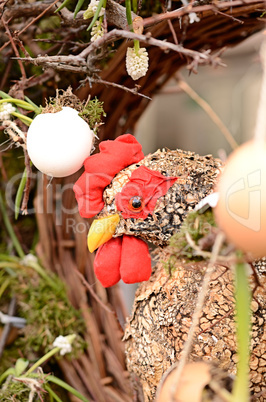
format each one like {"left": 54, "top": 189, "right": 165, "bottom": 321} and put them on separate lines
{"left": 79, "top": 77, "right": 152, "bottom": 100}
{"left": 142, "top": 0, "right": 264, "bottom": 26}
{"left": 16, "top": 28, "right": 218, "bottom": 71}
{"left": 78, "top": 29, "right": 214, "bottom": 61}
{"left": 0, "top": 0, "right": 60, "bottom": 53}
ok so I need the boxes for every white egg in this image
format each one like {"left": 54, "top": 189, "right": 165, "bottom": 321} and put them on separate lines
{"left": 215, "top": 140, "right": 266, "bottom": 258}
{"left": 27, "top": 107, "right": 94, "bottom": 177}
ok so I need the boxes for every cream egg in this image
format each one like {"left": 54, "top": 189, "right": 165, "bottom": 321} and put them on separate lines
{"left": 27, "top": 107, "right": 94, "bottom": 177}
{"left": 215, "top": 140, "right": 266, "bottom": 258}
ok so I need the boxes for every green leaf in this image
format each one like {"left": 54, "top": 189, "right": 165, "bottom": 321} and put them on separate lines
{"left": 132, "top": 0, "right": 138, "bottom": 14}
{"left": 0, "top": 192, "right": 25, "bottom": 258}
{"left": 0, "top": 368, "right": 16, "bottom": 384}
{"left": 45, "top": 384, "right": 64, "bottom": 402}
{"left": 15, "top": 358, "right": 29, "bottom": 376}
{"left": 87, "top": 0, "right": 105, "bottom": 31}
{"left": 0, "top": 90, "right": 12, "bottom": 99}
{"left": 232, "top": 261, "right": 251, "bottom": 402}
{"left": 24, "top": 96, "right": 41, "bottom": 114}
{"left": 125, "top": 0, "right": 133, "bottom": 28}
{"left": 11, "top": 111, "right": 32, "bottom": 126}
{"left": 46, "top": 375, "right": 90, "bottom": 402}
{"left": 15, "top": 168, "right": 27, "bottom": 220}
{"left": 55, "top": 0, "right": 71, "bottom": 13}
{"left": 74, "top": 0, "right": 86, "bottom": 18}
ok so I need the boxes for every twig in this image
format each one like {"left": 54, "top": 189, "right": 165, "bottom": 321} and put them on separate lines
{"left": 168, "top": 232, "right": 225, "bottom": 399}
{"left": 197, "top": 308, "right": 233, "bottom": 335}
{"left": 14, "top": 53, "right": 152, "bottom": 98}
{"left": 80, "top": 77, "right": 152, "bottom": 100}
{"left": 15, "top": 29, "right": 219, "bottom": 78}
{"left": 16, "top": 30, "right": 213, "bottom": 63}
{"left": 142, "top": 0, "right": 264, "bottom": 26}
{"left": 184, "top": 231, "right": 235, "bottom": 263}
{"left": 1, "top": 17, "right": 26, "bottom": 80}
{"left": 0, "top": 0, "right": 60, "bottom": 53}
{"left": 0, "top": 297, "right": 16, "bottom": 358}
{"left": 176, "top": 75, "right": 238, "bottom": 150}
{"left": 212, "top": 7, "right": 244, "bottom": 24}
{"left": 78, "top": 28, "right": 213, "bottom": 61}
{"left": 161, "top": 4, "right": 180, "bottom": 47}
{"left": 74, "top": 268, "right": 115, "bottom": 314}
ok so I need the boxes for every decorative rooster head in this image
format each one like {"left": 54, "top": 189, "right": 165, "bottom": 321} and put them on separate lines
{"left": 73, "top": 134, "right": 222, "bottom": 287}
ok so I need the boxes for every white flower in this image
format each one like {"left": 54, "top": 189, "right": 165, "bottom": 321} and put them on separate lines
{"left": 22, "top": 253, "right": 38, "bottom": 265}
{"left": 126, "top": 47, "right": 149, "bottom": 81}
{"left": 91, "top": 21, "right": 104, "bottom": 42}
{"left": 84, "top": 0, "right": 105, "bottom": 19}
{"left": 0, "top": 102, "right": 16, "bottom": 121}
{"left": 52, "top": 334, "right": 76, "bottom": 355}
{"left": 188, "top": 12, "right": 200, "bottom": 24}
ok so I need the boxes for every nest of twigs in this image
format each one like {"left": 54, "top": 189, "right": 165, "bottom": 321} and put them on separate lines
{"left": 33, "top": 174, "right": 132, "bottom": 401}
{"left": 81, "top": 0, "right": 266, "bottom": 140}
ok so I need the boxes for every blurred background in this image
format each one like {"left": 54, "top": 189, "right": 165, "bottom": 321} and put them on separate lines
{"left": 136, "top": 32, "right": 264, "bottom": 157}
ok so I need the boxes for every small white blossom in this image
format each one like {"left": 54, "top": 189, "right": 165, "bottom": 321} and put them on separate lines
{"left": 188, "top": 12, "right": 200, "bottom": 24}
{"left": 22, "top": 253, "right": 38, "bottom": 265}
{"left": 53, "top": 334, "right": 76, "bottom": 355}
{"left": 0, "top": 102, "right": 16, "bottom": 121}
{"left": 181, "top": 0, "right": 200, "bottom": 23}
{"left": 84, "top": 0, "right": 105, "bottom": 19}
{"left": 91, "top": 21, "right": 104, "bottom": 42}
{"left": 126, "top": 47, "right": 149, "bottom": 81}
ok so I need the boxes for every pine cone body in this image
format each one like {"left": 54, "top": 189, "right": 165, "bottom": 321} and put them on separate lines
{"left": 124, "top": 254, "right": 266, "bottom": 401}
{"left": 103, "top": 148, "right": 222, "bottom": 245}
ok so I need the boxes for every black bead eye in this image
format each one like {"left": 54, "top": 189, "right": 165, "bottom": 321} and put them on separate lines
{"left": 128, "top": 196, "right": 144, "bottom": 212}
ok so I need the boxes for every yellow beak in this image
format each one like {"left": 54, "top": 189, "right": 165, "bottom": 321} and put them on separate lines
{"left": 87, "top": 213, "right": 120, "bottom": 253}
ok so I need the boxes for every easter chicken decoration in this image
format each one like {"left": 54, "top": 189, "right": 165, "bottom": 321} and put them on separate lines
{"left": 74, "top": 134, "right": 265, "bottom": 401}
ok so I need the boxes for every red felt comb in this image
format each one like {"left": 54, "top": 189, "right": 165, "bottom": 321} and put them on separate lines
{"left": 73, "top": 134, "right": 144, "bottom": 218}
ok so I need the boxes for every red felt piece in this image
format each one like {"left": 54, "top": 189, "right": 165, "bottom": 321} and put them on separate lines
{"left": 73, "top": 134, "right": 144, "bottom": 218}
{"left": 94, "top": 237, "right": 122, "bottom": 287}
{"left": 120, "top": 235, "right": 152, "bottom": 284}
{"left": 115, "top": 166, "right": 178, "bottom": 219}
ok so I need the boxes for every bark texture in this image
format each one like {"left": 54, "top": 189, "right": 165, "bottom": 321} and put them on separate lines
{"left": 124, "top": 253, "right": 266, "bottom": 401}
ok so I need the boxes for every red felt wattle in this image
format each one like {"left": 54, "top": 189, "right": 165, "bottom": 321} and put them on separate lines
{"left": 120, "top": 235, "right": 152, "bottom": 284}
{"left": 93, "top": 235, "right": 152, "bottom": 287}
{"left": 115, "top": 166, "right": 178, "bottom": 219}
{"left": 94, "top": 237, "right": 122, "bottom": 287}
{"left": 73, "top": 134, "right": 144, "bottom": 218}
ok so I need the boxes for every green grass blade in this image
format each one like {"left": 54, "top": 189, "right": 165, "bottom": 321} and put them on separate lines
{"left": 132, "top": 0, "right": 138, "bottom": 13}
{"left": 87, "top": 0, "right": 105, "bottom": 30}
{"left": 45, "top": 385, "right": 63, "bottom": 402}
{"left": 232, "top": 261, "right": 251, "bottom": 402}
{"left": 24, "top": 96, "right": 41, "bottom": 114}
{"left": 11, "top": 111, "right": 32, "bottom": 126}
{"left": 74, "top": 0, "right": 86, "bottom": 18}
{"left": 46, "top": 375, "right": 90, "bottom": 402}
{"left": 15, "top": 167, "right": 27, "bottom": 220}
{"left": 0, "top": 90, "right": 12, "bottom": 99}
{"left": 55, "top": 0, "right": 71, "bottom": 13}
{"left": 0, "top": 192, "right": 25, "bottom": 258}
{"left": 125, "top": 0, "right": 133, "bottom": 28}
